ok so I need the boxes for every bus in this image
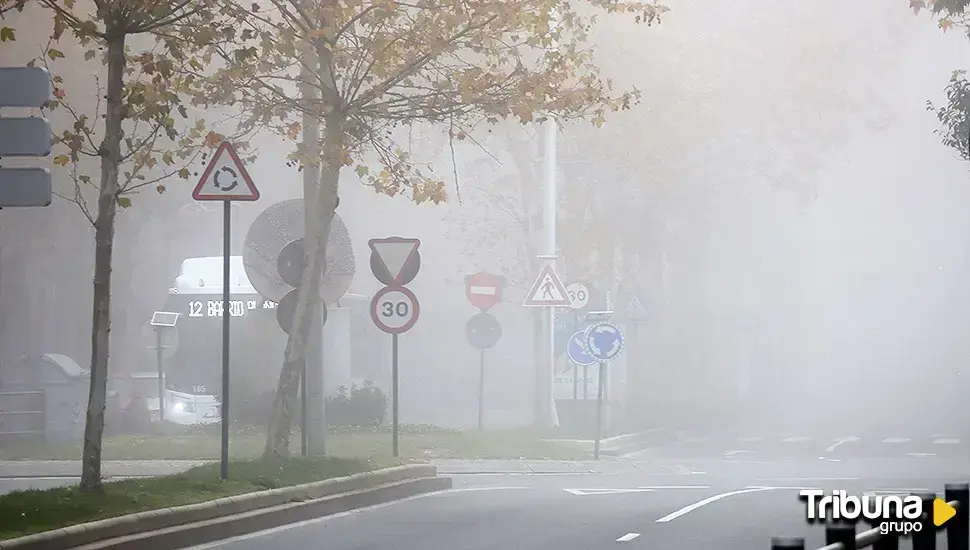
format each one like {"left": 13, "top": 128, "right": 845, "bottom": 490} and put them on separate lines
{"left": 158, "top": 255, "right": 383, "bottom": 426}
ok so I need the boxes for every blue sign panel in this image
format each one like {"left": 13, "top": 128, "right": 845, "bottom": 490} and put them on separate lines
{"left": 566, "top": 330, "right": 596, "bottom": 367}
{"left": 584, "top": 322, "right": 624, "bottom": 361}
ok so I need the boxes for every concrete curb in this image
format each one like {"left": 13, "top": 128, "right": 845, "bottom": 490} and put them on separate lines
{"left": 0, "top": 464, "right": 448, "bottom": 550}
{"left": 544, "top": 428, "right": 678, "bottom": 456}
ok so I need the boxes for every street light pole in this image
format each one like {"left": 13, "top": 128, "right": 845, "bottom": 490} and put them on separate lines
{"left": 542, "top": 116, "right": 560, "bottom": 429}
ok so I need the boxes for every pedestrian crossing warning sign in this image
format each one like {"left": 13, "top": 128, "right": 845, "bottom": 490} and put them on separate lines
{"left": 523, "top": 264, "right": 571, "bottom": 307}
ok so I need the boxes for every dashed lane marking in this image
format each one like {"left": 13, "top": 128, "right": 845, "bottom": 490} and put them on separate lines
{"left": 933, "top": 438, "right": 960, "bottom": 444}
{"left": 781, "top": 436, "right": 811, "bottom": 443}
{"left": 617, "top": 533, "right": 640, "bottom": 542}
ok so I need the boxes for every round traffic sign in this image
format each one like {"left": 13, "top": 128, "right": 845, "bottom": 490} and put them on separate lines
{"left": 584, "top": 322, "right": 624, "bottom": 361}
{"left": 566, "top": 330, "right": 596, "bottom": 366}
{"left": 566, "top": 282, "right": 590, "bottom": 310}
{"left": 465, "top": 272, "right": 503, "bottom": 311}
{"left": 465, "top": 312, "right": 502, "bottom": 349}
{"left": 277, "top": 238, "right": 306, "bottom": 287}
{"left": 277, "top": 288, "right": 328, "bottom": 334}
{"left": 370, "top": 286, "right": 420, "bottom": 334}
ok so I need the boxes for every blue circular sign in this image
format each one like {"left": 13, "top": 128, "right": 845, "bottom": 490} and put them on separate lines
{"left": 584, "top": 322, "right": 624, "bottom": 361}
{"left": 566, "top": 330, "right": 596, "bottom": 367}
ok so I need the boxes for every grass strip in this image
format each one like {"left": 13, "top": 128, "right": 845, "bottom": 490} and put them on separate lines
{"left": 0, "top": 456, "right": 402, "bottom": 540}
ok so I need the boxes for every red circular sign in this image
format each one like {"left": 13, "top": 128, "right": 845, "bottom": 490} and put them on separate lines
{"left": 370, "top": 286, "right": 420, "bottom": 334}
{"left": 465, "top": 272, "right": 502, "bottom": 310}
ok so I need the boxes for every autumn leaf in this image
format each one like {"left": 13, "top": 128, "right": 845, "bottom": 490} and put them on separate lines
{"left": 0, "top": 27, "right": 15, "bottom": 42}
{"left": 53, "top": 88, "right": 66, "bottom": 99}
{"left": 84, "top": 49, "right": 96, "bottom": 61}
{"left": 285, "top": 122, "right": 301, "bottom": 140}
{"left": 940, "top": 17, "right": 954, "bottom": 30}
{"left": 178, "top": 168, "right": 191, "bottom": 179}
{"left": 162, "top": 151, "right": 174, "bottom": 165}
{"left": 204, "top": 131, "right": 224, "bottom": 148}
{"left": 911, "top": 0, "right": 926, "bottom": 14}
{"left": 46, "top": 48, "right": 65, "bottom": 60}
{"left": 116, "top": 196, "right": 132, "bottom": 208}
{"left": 52, "top": 154, "right": 70, "bottom": 166}
{"left": 156, "top": 184, "right": 166, "bottom": 194}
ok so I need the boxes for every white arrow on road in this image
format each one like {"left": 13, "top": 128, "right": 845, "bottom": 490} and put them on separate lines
{"left": 825, "top": 436, "right": 860, "bottom": 453}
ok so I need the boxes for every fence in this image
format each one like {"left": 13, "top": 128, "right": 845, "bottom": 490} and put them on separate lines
{"left": 0, "top": 389, "right": 45, "bottom": 442}
{"left": 772, "top": 484, "right": 969, "bottom": 550}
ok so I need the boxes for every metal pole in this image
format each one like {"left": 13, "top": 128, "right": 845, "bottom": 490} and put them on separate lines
{"left": 572, "top": 312, "right": 579, "bottom": 400}
{"left": 300, "top": 359, "right": 307, "bottom": 456}
{"left": 583, "top": 365, "right": 589, "bottom": 400}
{"left": 220, "top": 200, "right": 231, "bottom": 480}
{"left": 155, "top": 329, "right": 165, "bottom": 422}
{"left": 543, "top": 116, "right": 558, "bottom": 429}
{"left": 594, "top": 361, "right": 605, "bottom": 459}
{"left": 392, "top": 333, "right": 399, "bottom": 457}
{"left": 478, "top": 348, "right": 485, "bottom": 431}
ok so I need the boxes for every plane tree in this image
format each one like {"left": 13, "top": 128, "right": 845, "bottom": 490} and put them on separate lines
{"left": 0, "top": 0, "right": 252, "bottom": 491}
{"left": 195, "top": 0, "right": 669, "bottom": 457}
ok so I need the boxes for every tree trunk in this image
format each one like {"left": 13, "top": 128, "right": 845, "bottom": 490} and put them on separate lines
{"left": 263, "top": 112, "right": 343, "bottom": 460}
{"left": 80, "top": 33, "right": 126, "bottom": 492}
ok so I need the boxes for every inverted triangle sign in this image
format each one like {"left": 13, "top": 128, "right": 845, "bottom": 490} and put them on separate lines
{"left": 369, "top": 237, "right": 419, "bottom": 283}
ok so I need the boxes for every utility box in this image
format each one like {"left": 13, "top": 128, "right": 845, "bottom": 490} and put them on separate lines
{"left": 37, "top": 354, "right": 89, "bottom": 443}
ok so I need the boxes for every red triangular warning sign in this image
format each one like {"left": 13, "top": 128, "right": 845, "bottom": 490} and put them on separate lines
{"left": 523, "top": 264, "right": 570, "bottom": 307}
{"left": 192, "top": 142, "right": 260, "bottom": 201}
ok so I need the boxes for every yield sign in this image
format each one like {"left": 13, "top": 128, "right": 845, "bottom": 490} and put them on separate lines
{"left": 523, "top": 264, "right": 570, "bottom": 307}
{"left": 368, "top": 237, "right": 420, "bottom": 285}
{"left": 192, "top": 142, "right": 260, "bottom": 201}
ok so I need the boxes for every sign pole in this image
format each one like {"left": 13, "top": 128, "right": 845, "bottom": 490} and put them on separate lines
{"left": 392, "top": 332, "right": 399, "bottom": 457}
{"left": 300, "top": 360, "right": 307, "bottom": 456}
{"left": 572, "top": 310, "right": 579, "bottom": 400}
{"left": 583, "top": 365, "right": 589, "bottom": 400}
{"left": 478, "top": 348, "right": 486, "bottom": 431}
{"left": 220, "top": 200, "right": 231, "bottom": 480}
{"left": 594, "top": 360, "right": 606, "bottom": 460}
{"left": 155, "top": 329, "right": 165, "bottom": 422}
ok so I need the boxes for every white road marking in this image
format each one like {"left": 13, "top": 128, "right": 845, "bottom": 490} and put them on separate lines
{"left": 617, "top": 533, "right": 640, "bottom": 542}
{"left": 447, "top": 472, "right": 611, "bottom": 477}
{"left": 736, "top": 436, "right": 763, "bottom": 442}
{"left": 655, "top": 487, "right": 781, "bottom": 523}
{"left": 818, "top": 457, "right": 842, "bottom": 463}
{"left": 746, "top": 486, "right": 822, "bottom": 490}
{"left": 183, "top": 486, "right": 525, "bottom": 549}
{"left": 933, "top": 438, "right": 960, "bottom": 444}
{"left": 564, "top": 488, "right": 656, "bottom": 496}
{"left": 782, "top": 436, "right": 811, "bottom": 443}
{"left": 825, "top": 436, "right": 860, "bottom": 453}
{"left": 883, "top": 438, "right": 911, "bottom": 443}
{"left": 637, "top": 486, "right": 711, "bottom": 489}
{"left": 724, "top": 450, "right": 753, "bottom": 458}
{"left": 756, "top": 477, "right": 858, "bottom": 482}
{"left": 864, "top": 489, "right": 929, "bottom": 497}
{"left": 907, "top": 452, "right": 936, "bottom": 458}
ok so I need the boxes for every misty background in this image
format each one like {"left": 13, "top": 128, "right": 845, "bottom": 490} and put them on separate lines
{"left": 1, "top": 0, "right": 968, "bottom": 435}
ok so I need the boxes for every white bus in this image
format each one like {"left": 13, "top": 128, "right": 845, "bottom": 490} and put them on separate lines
{"left": 159, "top": 256, "right": 382, "bottom": 426}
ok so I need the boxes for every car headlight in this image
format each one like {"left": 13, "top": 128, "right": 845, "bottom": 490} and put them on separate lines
{"left": 172, "top": 401, "right": 185, "bottom": 413}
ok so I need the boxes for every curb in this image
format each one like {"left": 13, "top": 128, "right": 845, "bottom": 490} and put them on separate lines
{"left": 0, "top": 465, "right": 448, "bottom": 550}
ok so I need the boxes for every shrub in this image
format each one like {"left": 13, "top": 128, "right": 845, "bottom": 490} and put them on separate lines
{"left": 325, "top": 381, "right": 387, "bottom": 427}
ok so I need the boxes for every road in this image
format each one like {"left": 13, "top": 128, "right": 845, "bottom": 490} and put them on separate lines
{"left": 176, "top": 433, "right": 970, "bottom": 550}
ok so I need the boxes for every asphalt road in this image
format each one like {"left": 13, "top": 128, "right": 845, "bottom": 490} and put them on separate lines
{"left": 179, "top": 439, "right": 970, "bottom": 550}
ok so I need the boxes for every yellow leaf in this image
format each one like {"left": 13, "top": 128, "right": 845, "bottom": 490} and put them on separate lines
{"left": 116, "top": 196, "right": 132, "bottom": 208}
{"left": 52, "top": 154, "right": 70, "bottom": 166}
{"left": 156, "top": 184, "right": 166, "bottom": 194}
{"left": 162, "top": 151, "right": 174, "bottom": 165}
{"left": 47, "top": 48, "right": 65, "bottom": 60}
{"left": 0, "top": 27, "right": 15, "bottom": 42}
{"left": 178, "top": 168, "right": 190, "bottom": 179}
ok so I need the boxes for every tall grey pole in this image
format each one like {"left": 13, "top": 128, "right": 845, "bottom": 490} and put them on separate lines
{"left": 392, "top": 333, "right": 399, "bottom": 457}
{"left": 594, "top": 361, "right": 606, "bottom": 460}
{"left": 478, "top": 348, "right": 486, "bottom": 431}
{"left": 542, "top": 117, "right": 559, "bottom": 429}
{"left": 220, "top": 200, "right": 231, "bottom": 480}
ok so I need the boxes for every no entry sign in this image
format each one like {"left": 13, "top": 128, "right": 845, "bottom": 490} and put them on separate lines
{"left": 465, "top": 272, "right": 504, "bottom": 311}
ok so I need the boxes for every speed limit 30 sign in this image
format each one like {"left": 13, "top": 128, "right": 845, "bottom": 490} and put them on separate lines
{"left": 370, "top": 286, "right": 420, "bottom": 334}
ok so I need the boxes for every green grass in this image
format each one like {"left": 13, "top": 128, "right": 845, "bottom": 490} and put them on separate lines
{"left": 0, "top": 456, "right": 402, "bottom": 541}
{"left": 0, "top": 425, "right": 591, "bottom": 461}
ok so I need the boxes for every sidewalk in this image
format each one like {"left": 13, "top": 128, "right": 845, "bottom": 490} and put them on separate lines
{"left": 430, "top": 458, "right": 688, "bottom": 474}
{"left": 0, "top": 460, "right": 210, "bottom": 478}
